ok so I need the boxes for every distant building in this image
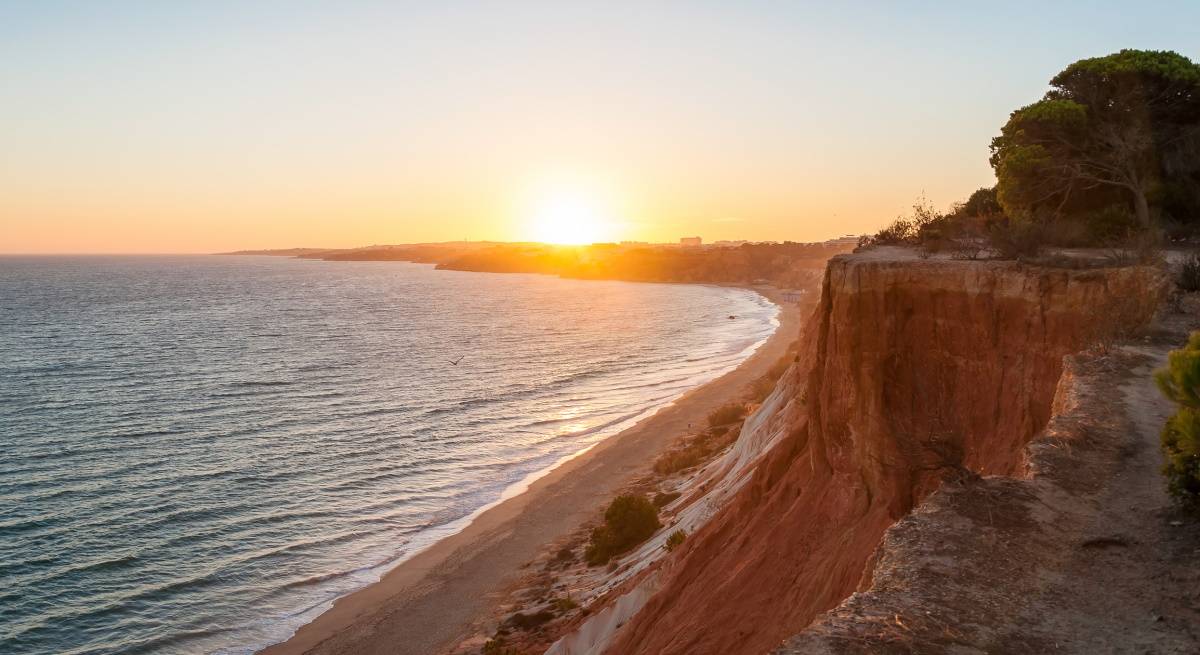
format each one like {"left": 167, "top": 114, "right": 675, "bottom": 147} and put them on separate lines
{"left": 680, "top": 236, "right": 702, "bottom": 247}
{"left": 782, "top": 290, "right": 806, "bottom": 303}
{"left": 825, "top": 235, "right": 861, "bottom": 246}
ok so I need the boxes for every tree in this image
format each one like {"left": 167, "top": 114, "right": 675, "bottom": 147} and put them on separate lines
{"left": 961, "top": 186, "right": 1002, "bottom": 218}
{"left": 990, "top": 50, "right": 1200, "bottom": 228}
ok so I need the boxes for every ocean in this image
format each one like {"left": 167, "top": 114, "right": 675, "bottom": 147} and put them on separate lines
{"left": 0, "top": 255, "right": 778, "bottom": 655}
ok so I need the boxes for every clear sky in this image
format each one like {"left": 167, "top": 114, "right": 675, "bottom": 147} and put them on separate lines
{"left": 3, "top": 1, "right": 1198, "bottom": 253}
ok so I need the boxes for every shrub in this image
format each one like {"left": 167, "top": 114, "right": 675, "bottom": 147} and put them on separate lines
{"left": 1040, "top": 217, "right": 1093, "bottom": 247}
{"left": 553, "top": 547, "right": 574, "bottom": 563}
{"left": 504, "top": 610, "right": 555, "bottom": 631}
{"left": 1084, "top": 289, "right": 1157, "bottom": 353}
{"left": 652, "top": 448, "right": 704, "bottom": 475}
{"left": 862, "top": 195, "right": 942, "bottom": 248}
{"left": 1179, "top": 253, "right": 1200, "bottom": 292}
{"left": 871, "top": 218, "right": 917, "bottom": 245}
{"left": 585, "top": 495, "right": 661, "bottom": 565}
{"left": 1087, "top": 204, "right": 1141, "bottom": 243}
{"left": 653, "top": 426, "right": 741, "bottom": 475}
{"left": 665, "top": 529, "right": 687, "bottom": 552}
{"left": 553, "top": 597, "right": 579, "bottom": 612}
{"left": 707, "top": 403, "right": 747, "bottom": 428}
{"left": 1155, "top": 332, "right": 1200, "bottom": 510}
{"left": 988, "top": 217, "right": 1045, "bottom": 259}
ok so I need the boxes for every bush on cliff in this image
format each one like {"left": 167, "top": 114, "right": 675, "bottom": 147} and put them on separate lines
{"left": 707, "top": 402, "right": 747, "bottom": 428}
{"left": 1155, "top": 332, "right": 1200, "bottom": 509}
{"left": 653, "top": 426, "right": 741, "bottom": 475}
{"left": 585, "top": 494, "right": 661, "bottom": 565}
{"left": 1178, "top": 253, "right": 1200, "bottom": 292}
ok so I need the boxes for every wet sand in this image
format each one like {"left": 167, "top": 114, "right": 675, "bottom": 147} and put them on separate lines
{"left": 261, "top": 287, "right": 802, "bottom": 655}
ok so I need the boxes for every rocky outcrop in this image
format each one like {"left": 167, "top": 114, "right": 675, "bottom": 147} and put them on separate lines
{"left": 595, "top": 250, "right": 1166, "bottom": 655}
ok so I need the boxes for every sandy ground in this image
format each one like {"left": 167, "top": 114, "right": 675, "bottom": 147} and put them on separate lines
{"left": 260, "top": 287, "right": 802, "bottom": 655}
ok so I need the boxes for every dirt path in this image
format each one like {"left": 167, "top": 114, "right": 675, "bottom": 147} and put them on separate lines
{"left": 984, "top": 342, "right": 1200, "bottom": 653}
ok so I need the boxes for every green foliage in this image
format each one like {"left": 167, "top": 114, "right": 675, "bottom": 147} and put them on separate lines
{"left": 707, "top": 402, "right": 747, "bottom": 428}
{"left": 1085, "top": 204, "right": 1141, "bottom": 243}
{"left": 987, "top": 217, "right": 1046, "bottom": 260}
{"left": 1179, "top": 254, "right": 1200, "bottom": 293}
{"left": 962, "top": 187, "right": 1003, "bottom": 218}
{"left": 1156, "top": 333, "right": 1200, "bottom": 407}
{"left": 1156, "top": 332, "right": 1200, "bottom": 509}
{"left": 665, "top": 529, "right": 687, "bottom": 552}
{"left": 867, "top": 195, "right": 941, "bottom": 247}
{"left": 585, "top": 495, "right": 661, "bottom": 565}
{"left": 990, "top": 49, "right": 1200, "bottom": 231}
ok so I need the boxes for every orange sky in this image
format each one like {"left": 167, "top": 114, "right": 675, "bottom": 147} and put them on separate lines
{"left": 3, "top": 3, "right": 1195, "bottom": 253}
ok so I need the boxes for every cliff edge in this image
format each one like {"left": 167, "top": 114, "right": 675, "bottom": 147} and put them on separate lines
{"left": 568, "top": 248, "right": 1183, "bottom": 655}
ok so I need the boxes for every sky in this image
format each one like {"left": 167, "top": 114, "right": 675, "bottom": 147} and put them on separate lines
{"left": 2, "top": 1, "right": 1198, "bottom": 253}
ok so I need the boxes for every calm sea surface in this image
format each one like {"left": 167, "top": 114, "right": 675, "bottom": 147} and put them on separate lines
{"left": 0, "top": 256, "right": 777, "bottom": 655}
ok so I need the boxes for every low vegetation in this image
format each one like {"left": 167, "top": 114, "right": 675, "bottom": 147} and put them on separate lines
{"left": 653, "top": 425, "right": 741, "bottom": 475}
{"left": 665, "top": 529, "right": 687, "bottom": 552}
{"left": 1179, "top": 253, "right": 1200, "bottom": 292}
{"left": 552, "top": 596, "right": 578, "bottom": 612}
{"left": 585, "top": 494, "right": 661, "bottom": 565}
{"left": 1155, "top": 333, "right": 1200, "bottom": 510}
{"left": 707, "top": 402, "right": 748, "bottom": 428}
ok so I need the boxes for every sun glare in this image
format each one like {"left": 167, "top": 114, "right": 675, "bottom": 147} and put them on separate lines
{"left": 526, "top": 187, "right": 617, "bottom": 245}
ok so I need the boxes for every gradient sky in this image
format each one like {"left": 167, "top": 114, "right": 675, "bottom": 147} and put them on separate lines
{"left": 3, "top": 1, "right": 1198, "bottom": 253}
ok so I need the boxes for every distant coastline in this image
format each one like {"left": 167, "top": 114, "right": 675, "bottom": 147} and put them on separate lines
{"left": 220, "top": 239, "right": 856, "bottom": 289}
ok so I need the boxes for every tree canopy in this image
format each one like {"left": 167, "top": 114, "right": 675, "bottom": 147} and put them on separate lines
{"left": 990, "top": 49, "right": 1200, "bottom": 229}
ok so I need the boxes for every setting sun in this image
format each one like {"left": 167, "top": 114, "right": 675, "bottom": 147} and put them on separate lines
{"left": 526, "top": 187, "right": 619, "bottom": 245}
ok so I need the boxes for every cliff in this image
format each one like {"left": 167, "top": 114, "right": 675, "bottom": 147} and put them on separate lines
{"left": 564, "top": 248, "right": 1167, "bottom": 655}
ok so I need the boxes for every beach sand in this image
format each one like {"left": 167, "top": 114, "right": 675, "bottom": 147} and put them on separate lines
{"left": 261, "top": 288, "right": 802, "bottom": 655}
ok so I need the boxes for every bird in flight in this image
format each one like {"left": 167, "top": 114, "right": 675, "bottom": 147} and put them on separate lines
{"left": 448, "top": 355, "right": 465, "bottom": 366}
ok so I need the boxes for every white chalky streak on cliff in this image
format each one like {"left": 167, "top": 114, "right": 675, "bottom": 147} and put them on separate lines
{"left": 545, "top": 367, "right": 801, "bottom": 654}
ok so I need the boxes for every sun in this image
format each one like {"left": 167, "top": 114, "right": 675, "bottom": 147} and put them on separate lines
{"left": 526, "top": 187, "right": 617, "bottom": 245}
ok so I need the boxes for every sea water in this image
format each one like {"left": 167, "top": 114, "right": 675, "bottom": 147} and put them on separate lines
{"left": 0, "top": 255, "right": 777, "bottom": 654}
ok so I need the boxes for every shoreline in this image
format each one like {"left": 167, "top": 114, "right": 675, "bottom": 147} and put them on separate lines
{"left": 260, "top": 287, "right": 802, "bottom": 655}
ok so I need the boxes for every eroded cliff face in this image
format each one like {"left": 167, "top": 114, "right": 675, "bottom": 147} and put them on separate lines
{"left": 601, "top": 252, "right": 1166, "bottom": 655}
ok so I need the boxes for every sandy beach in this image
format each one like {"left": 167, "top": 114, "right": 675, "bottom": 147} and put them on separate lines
{"left": 261, "top": 287, "right": 803, "bottom": 655}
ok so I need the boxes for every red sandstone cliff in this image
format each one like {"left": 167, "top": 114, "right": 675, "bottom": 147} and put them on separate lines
{"left": 600, "top": 250, "right": 1166, "bottom": 655}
